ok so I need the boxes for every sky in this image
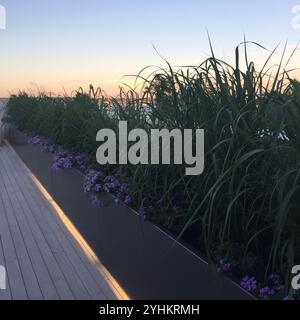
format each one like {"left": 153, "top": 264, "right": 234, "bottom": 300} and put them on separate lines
{"left": 0, "top": 0, "right": 299, "bottom": 97}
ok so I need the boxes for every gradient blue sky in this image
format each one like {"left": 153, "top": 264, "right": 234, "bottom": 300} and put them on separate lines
{"left": 0, "top": 0, "right": 299, "bottom": 96}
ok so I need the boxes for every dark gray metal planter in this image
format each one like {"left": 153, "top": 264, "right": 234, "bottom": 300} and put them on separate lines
{"left": 6, "top": 127, "right": 254, "bottom": 300}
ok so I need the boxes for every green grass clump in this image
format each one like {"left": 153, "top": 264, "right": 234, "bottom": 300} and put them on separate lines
{"left": 7, "top": 42, "right": 300, "bottom": 297}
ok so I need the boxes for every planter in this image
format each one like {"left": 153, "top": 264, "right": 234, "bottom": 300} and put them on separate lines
{"left": 6, "top": 127, "right": 254, "bottom": 300}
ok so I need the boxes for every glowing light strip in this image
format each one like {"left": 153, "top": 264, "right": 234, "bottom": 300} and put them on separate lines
{"left": 5, "top": 139, "right": 130, "bottom": 301}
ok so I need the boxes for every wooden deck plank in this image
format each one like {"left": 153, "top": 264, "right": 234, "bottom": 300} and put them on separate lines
{"left": 3, "top": 145, "right": 109, "bottom": 300}
{"left": 0, "top": 146, "right": 88, "bottom": 300}
{"left": 0, "top": 143, "right": 118, "bottom": 300}
{"left": 0, "top": 237, "right": 12, "bottom": 300}
{"left": 13, "top": 161, "right": 118, "bottom": 299}
{"left": 2, "top": 147, "right": 96, "bottom": 300}
{"left": 0, "top": 152, "right": 59, "bottom": 300}
{"left": 0, "top": 178, "right": 28, "bottom": 300}
{"left": 0, "top": 170, "right": 44, "bottom": 300}
{"left": 0, "top": 149, "right": 76, "bottom": 300}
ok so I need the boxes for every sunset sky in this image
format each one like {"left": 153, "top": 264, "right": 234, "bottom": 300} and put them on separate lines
{"left": 0, "top": 0, "right": 299, "bottom": 97}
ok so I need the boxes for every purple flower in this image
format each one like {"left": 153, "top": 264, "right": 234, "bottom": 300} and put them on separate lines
{"left": 51, "top": 152, "right": 74, "bottom": 171}
{"left": 83, "top": 170, "right": 102, "bottom": 193}
{"left": 120, "top": 183, "right": 130, "bottom": 193}
{"left": 269, "top": 274, "right": 282, "bottom": 286}
{"left": 30, "top": 136, "right": 41, "bottom": 145}
{"left": 259, "top": 286, "right": 275, "bottom": 299}
{"left": 62, "top": 158, "right": 72, "bottom": 169}
{"left": 241, "top": 276, "right": 257, "bottom": 292}
{"left": 104, "top": 175, "right": 119, "bottom": 184}
{"left": 102, "top": 176, "right": 121, "bottom": 193}
{"left": 28, "top": 134, "right": 55, "bottom": 152}
{"left": 104, "top": 176, "right": 120, "bottom": 189}
{"left": 103, "top": 183, "right": 111, "bottom": 193}
{"left": 275, "top": 285, "right": 285, "bottom": 292}
{"left": 73, "top": 152, "right": 89, "bottom": 172}
{"left": 223, "top": 263, "right": 231, "bottom": 273}
{"left": 124, "top": 195, "right": 131, "bottom": 206}
{"left": 217, "top": 259, "right": 231, "bottom": 273}
{"left": 51, "top": 162, "right": 60, "bottom": 171}
{"left": 94, "top": 184, "right": 102, "bottom": 192}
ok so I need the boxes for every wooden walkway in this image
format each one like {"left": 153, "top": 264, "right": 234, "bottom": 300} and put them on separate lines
{"left": 0, "top": 143, "right": 121, "bottom": 300}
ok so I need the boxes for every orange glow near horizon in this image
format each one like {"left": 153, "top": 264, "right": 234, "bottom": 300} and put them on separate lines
{"left": 0, "top": 43, "right": 299, "bottom": 98}
{"left": 1, "top": 68, "right": 299, "bottom": 98}
{"left": 0, "top": 76, "right": 148, "bottom": 98}
{"left": 0, "top": 78, "right": 123, "bottom": 98}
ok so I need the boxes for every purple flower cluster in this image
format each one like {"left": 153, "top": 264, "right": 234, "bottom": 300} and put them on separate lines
{"left": 241, "top": 276, "right": 257, "bottom": 292}
{"left": 73, "top": 152, "right": 89, "bottom": 172}
{"left": 27, "top": 133, "right": 89, "bottom": 172}
{"left": 83, "top": 170, "right": 103, "bottom": 193}
{"left": 83, "top": 170, "right": 131, "bottom": 207}
{"left": 103, "top": 176, "right": 120, "bottom": 193}
{"left": 52, "top": 151, "right": 89, "bottom": 172}
{"left": 259, "top": 286, "right": 276, "bottom": 298}
{"left": 269, "top": 274, "right": 282, "bottom": 286}
{"left": 258, "top": 274, "right": 285, "bottom": 299}
{"left": 27, "top": 134, "right": 57, "bottom": 152}
{"left": 124, "top": 195, "right": 131, "bottom": 206}
{"left": 240, "top": 273, "right": 285, "bottom": 299}
{"left": 26, "top": 131, "right": 132, "bottom": 208}
{"left": 217, "top": 260, "right": 231, "bottom": 273}
{"left": 52, "top": 152, "right": 73, "bottom": 171}
{"left": 26, "top": 131, "right": 144, "bottom": 212}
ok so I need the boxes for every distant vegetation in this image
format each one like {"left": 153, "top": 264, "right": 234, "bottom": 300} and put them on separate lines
{"left": 7, "top": 42, "right": 300, "bottom": 299}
